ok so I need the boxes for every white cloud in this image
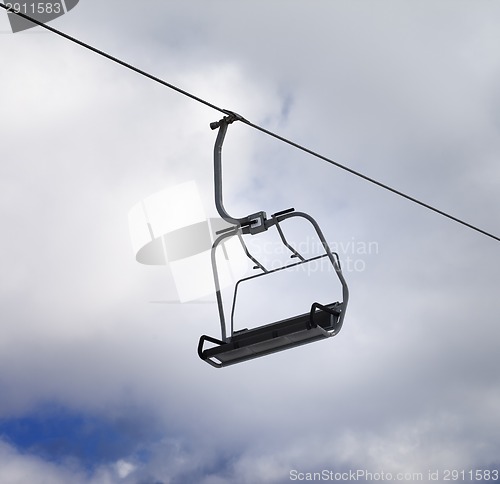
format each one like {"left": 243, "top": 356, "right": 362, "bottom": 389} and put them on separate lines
{"left": 115, "top": 459, "right": 136, "bottom": 479}
{"left": 0, "top": 439, "right": 117, "bottom": 484}
{"left": 1, "top": 1, "right": 500, "bottom": 482}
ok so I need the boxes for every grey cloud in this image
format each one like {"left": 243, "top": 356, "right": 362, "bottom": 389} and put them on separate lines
{"left": 1, "top": 1, "right": 500, "bottom": 482}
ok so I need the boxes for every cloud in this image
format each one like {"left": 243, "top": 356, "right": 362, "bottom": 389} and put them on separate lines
{"left": 1, "top": 1, "right": 500, "bottom": 482}
{"left": 115, "top": 460, "right": 136, "bottom": 479}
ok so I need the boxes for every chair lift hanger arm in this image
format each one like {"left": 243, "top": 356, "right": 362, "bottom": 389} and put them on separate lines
{"left": 211, "top": 116, "right": 243, "bottom": 226}
{"left": 211, "top": 113, "right": 271, "bottom": 234}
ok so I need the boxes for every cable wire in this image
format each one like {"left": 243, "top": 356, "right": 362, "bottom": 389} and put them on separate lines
{"left": 0, "top": 4, "right": 226, "bottom": 114}
{"left": 2, "top": 4, "right": 500, "bottom": 244}
{"left": 243, "top": 120, "right": 500, "bottom": 243}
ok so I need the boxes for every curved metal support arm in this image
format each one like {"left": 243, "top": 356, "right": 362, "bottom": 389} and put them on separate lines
{"left": 213, "top": 120, "right": 245, "bottom": 226}
{"left": 274, "top": 211, "right": 349, "bottom": 331}
{"left": 210, "top": 226, "right": 242, "bottom": 342}
{"left": 212, "top": 116, "right": 268, "bottom": 234}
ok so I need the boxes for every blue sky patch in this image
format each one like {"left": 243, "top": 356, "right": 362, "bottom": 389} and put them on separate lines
{"left": 0, "top": 405, "right": 162, "bottom": 470}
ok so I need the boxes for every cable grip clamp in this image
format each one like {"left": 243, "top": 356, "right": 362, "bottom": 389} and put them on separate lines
{"left": 210, "top": 110, "right": 247, "bottom": 130}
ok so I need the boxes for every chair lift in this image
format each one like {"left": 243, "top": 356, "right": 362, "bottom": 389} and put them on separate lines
{"left": 198, "top": 112, "right": 349, "bottom": 367}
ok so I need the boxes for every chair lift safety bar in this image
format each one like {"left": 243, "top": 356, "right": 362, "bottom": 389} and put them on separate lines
{"left": 198, "top": 112, "right": 349, "bottom": 368}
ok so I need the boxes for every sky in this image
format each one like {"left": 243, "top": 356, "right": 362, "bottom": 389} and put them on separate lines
{"left": 1, "top": 1, "right": 500, "bottom": 483}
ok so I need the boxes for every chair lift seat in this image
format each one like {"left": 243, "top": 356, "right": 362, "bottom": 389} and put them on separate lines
{"left": 198, "top": 114, "right": 349, "bottom": 368}
{"left": 198, "top": 302, "right": 342, "bottom": 368}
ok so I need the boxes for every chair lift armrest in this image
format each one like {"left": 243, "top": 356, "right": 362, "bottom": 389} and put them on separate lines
{"left": 309, "top": 302, "right": 342, "bottom": 330}
{"left": 198, "top": 335, "right": 226, "bottom": 368}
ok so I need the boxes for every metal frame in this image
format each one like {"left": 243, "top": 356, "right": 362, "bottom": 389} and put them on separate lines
{"left": 198, "top": 114, "right": 349, "bottom": 367}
